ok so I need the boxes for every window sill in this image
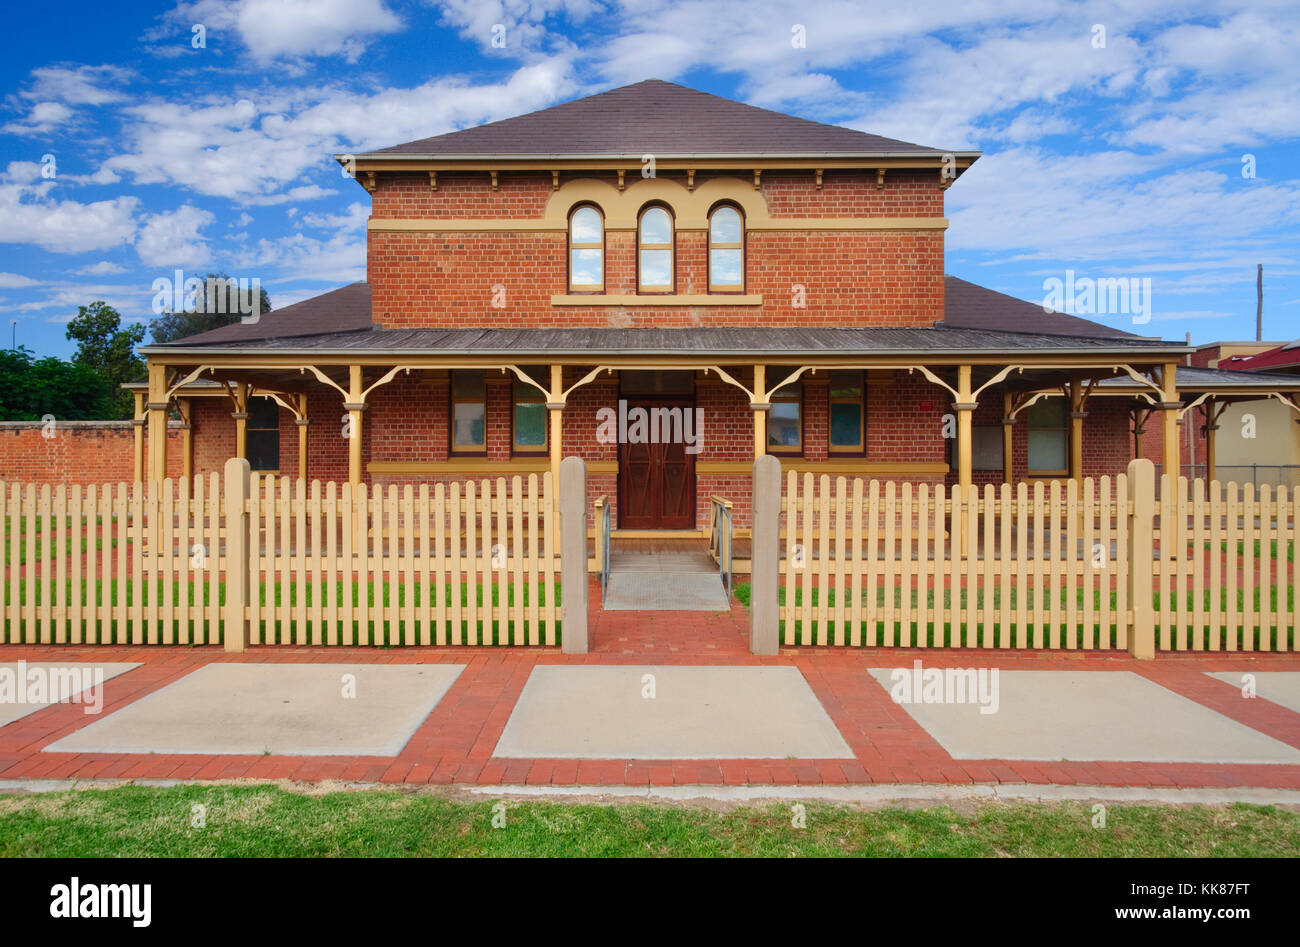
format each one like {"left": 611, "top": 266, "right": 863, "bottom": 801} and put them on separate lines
{"left": 551, "top": 293, "right": 762, "bottom": 306}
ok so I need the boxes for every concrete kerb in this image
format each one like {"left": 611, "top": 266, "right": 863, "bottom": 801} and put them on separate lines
{"left": 2, "top": 778, "right": 1299, "bottom": 810}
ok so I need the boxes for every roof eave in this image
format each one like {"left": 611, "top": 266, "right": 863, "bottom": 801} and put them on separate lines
{"left": 338, "top": 151, "right": 983, "bottom": 163}
{"left": 141, "top": 342, "right": 1191, "bottom": 360}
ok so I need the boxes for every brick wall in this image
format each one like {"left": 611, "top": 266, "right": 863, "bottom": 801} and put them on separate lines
{"left": 367, "top": 170, "right": 945, "bottom": 330}
{"left": 959, "top": 394, "right": 1135, "bottom": 488}
{"left": 0, "top": 422, "right": 183, "bottom": 484}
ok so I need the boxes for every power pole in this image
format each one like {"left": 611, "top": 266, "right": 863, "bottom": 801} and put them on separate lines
{"left": 1256, "top": 263, "right": 1263, "bottom": 341}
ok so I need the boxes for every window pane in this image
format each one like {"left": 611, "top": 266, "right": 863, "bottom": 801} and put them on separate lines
{"left": 452, "top": 371, "right": 485, "bottom": 399}
{"left": 768, "top": 402, "right": 800, "bottom": 448}
{"left": 710, "top": 206, "right": 741, "bottom": 243}
{"left": 1028, "top": 430, "right": 1067, "bottom": 471}
{"left": 639, "top": 207, "right": 671, "bottom": 243}
{"left": 829, "top": 371, "right": 863, "bottom": 399}
{"left": 829, "top": 402, "right": 862, "bottom": 448}
{"left": 247, "top": 431, "right": 278, "bottom": 471}
{"left": 248, "top": 398, "right": 278, "bottom": 428}
{"left": 1027, "top": 399, "right": 1066, "bottom": 427}
{"left": 571, "top": 207, "right": 601, "bottom": 243}
{"left": 453, "top": 402, "right": 486, "bottom": 449}
{"left": 639, "top": 249, "right": 672, "bottom": 288}
{"left": 570, "top": 248, "right": 602, "bottom": 286}
{"left": 514, "top": 400, "right": 546, "bottom": 448}
{"left": 710, "top": 248, "right": 742, "bottom": 287}
{"left": 973, "top": 427, "right": 1003, "bottom": 470}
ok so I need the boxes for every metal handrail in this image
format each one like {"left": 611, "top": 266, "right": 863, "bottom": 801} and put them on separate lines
{"left": 709, "top": 496, "right": 733, "bottom": 599}
{"left": 597, "top": 496, "right": 612, "bottom": 601}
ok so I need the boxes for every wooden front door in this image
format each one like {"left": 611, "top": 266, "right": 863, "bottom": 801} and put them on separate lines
{"left": 618, "top": 399, "right": 696, "bottom": 529}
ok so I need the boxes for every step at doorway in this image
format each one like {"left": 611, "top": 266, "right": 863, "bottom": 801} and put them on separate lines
{"left": 601, "top": 538, "right": 730, "bottom": 611}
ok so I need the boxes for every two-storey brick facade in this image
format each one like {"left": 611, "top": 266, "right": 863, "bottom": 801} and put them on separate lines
{"left": 141, "top": 80, "right": 1220, "bottom": 528}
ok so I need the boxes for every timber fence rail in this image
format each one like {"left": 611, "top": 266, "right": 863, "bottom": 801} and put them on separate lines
{"left": 0, "top": 463, "right": 559, "bottom": 648}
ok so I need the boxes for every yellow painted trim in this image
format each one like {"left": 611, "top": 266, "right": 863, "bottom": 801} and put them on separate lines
{"left": 368, "top": 219, "right": 566, "bottom": 232}
{"left": 367, "top": 459, "right": 618, "bottom": 475}
{"left": 696, "top": 460, "right": 951, "bottom": 475}
{"left": 551, "top": 293, "right": 762, "bottom": 306}
{"left": 610, "top": 529, "right": 708, "bottom": 539}
{"left": 368, "top": 216, "right": 947, "bottom": 233}
{"left": 354, "top": 157, "right": 972, "bottom": 173}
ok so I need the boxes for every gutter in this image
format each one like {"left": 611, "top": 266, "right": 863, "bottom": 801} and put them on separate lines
{"left": 336, "top": 150, "right": 984, "bottom": 162}
{"left": 140, "top": 342, "right": 1194, "bottom": 359}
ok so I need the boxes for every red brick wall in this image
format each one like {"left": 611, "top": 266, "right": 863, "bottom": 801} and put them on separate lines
{"left": 367, "top": 170, "right": 945, "bottom": 330}
{"left": 191, "top": 390, "right": 351, "bottom": 482}
{"left": 0, "top": 422, "right": 183, "bottom": 484}
{"left": 959, "top": 394, "right": 1135, "bottom": 488}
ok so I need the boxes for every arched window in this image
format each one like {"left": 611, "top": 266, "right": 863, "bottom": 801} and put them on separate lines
{"left": 637, "top": 205, "right": 674, "bottom": 293}
{"left": 708, "top": 204, "right": 744, "bottom": 293}
{"left": 568, "top": 205, "right": 603, "bottom": 292}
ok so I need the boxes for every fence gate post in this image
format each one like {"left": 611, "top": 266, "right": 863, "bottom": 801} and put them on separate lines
{"left": 751, "top": 455, "right": 782, "bottom": 655}
{"left": 559, "top": 456, "right": 588, "bottom": 654}
{"left": 223, "top": 457, "right": 252, "bottom": 652}
{"left": 1126, "top": 458, "right": 1156, "bottom": 659}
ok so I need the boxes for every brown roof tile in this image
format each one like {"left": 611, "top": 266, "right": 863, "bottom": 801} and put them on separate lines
{"left": 942, "top": 275, "right": 1146, "bottom": 340}
{"left": 162, "top": 282, "right": 374, "bottom": 346}
{"left": 364, "top": 79, "right": 961, "bottom": 158}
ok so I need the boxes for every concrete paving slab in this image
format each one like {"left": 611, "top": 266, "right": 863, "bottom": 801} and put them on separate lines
{"left": 602, "top": 573, "right": 729, "bottom": 610}
{"left": 494, "top": 665, "right": 852, "bottom": 759}
{"left": 44, "top": 663, "right": 464, "bottom": 756}
{"left": 1208, "top": 671, "right": 1300, "bottom": 715}
{"left": 867, "top": 668, "right": 1300, "bottom": 763}
{"left": 0, "top": 662, "right": 140, "bottom": 727}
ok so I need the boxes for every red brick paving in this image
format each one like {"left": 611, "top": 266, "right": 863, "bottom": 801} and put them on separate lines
{"left": 1, "top": 580, "right": 1299, "bottom": 791}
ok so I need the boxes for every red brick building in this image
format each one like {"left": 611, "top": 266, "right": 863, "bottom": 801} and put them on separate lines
{"left": 139, "top": 80, "right": 1237, "bottom": 527}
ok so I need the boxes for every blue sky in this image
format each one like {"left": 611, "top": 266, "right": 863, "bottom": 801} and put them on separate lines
{"left": 1, "top": 0, "right": 1297, "bottom": 358}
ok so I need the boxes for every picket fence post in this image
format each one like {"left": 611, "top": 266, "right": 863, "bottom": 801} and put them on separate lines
{"left": 223, "top": 457, "right": 252, "bottom": 652}
{"left": 1126, "top": 458, "right": 1156, "bottom": 659}
{"left": 750, "top": 455, "right": 782, "bottom": 655}
{"left": 559, "top": 456, "right": 588, "bottom": 654}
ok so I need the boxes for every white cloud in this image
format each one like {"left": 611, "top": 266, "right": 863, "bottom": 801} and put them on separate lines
{"left": 3, "top": 101, "right": 75, "bottom": 136}
{"left": 946, "top": 147, "right": 1300, "bottom": 261}
{"left": 0, "top": 180, "right": 138, "bottom": 254}
{"left": 158, "top": 0, "right": 403, "bottom": 62}
{"left": 135, "top": 205, "right": 214, "bottom": 267}
{"left": 0, "top": 273, "right": 40, "bottom": 288}
{"left": 74, "top": 261, "right": 128, "bottom": 276}
{"left": 97, "top": 61, "right": 574, "bottom": 203}
{"left": 20, "top": 64, "right": 131, "bottom": 105}
{"left": 229, "top": 228, "right": 365, "bottom": 283}
{"left": 299, "top": 201, "right": 367, "bottom": 230}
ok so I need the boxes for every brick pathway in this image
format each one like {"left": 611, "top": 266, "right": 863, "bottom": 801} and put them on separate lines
{"left": 2, "top": 578, "right": 1298, "bottom": 790}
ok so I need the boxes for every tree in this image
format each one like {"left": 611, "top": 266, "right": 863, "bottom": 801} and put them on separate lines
{"left": 149, "top": 272, "right": 272, "bottom": 344}
{"left": 0, "top": 347, "right": 113, "bottom": 421}
{"left": 65, "top": 301, "right": 145, "bottom": 419}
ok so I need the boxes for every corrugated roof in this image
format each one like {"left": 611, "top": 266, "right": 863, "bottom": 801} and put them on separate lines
{"left": 941, "top": 276, "right": 1146, "bottom": 340}
{"left": 1220, "top": 340, "right": 1300, "bottom": 374}
{"left": 1095, "top": 365, "right": 1300, "bottom": 391}
{"left": 145, "top": 324, "right": 1187, "bottom": 358}
{"left": 361, "top": 80, "right": 963, "bottom": 159}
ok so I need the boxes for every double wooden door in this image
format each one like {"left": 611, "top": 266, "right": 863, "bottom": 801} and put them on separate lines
{"left": 618, "top": 399, "right": 696, "bottom": 529}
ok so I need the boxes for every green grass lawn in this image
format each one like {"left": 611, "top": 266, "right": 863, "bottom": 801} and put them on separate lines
{"left": 0, "top": 785, "right": 1294, "bottom": 857}
{"left": 0, "top": 579, "right": 563, "bottom": 646}
{"left": 3, "top": 517, "right": 116, "bottom": 566}
{"left": 732, "top": 581, "right": 1296, "bottom": 650}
